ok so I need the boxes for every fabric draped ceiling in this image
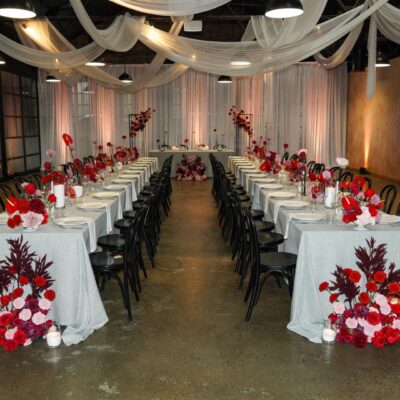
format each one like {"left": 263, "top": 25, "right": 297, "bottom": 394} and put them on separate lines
{"left": 38, "top": 63, "right": 347, "bottom": 168}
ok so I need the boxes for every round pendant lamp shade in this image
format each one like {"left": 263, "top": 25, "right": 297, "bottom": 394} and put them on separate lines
{"left": 217, "top": 75, "right": 232, "bottom": 84}
{"left": 230, "top": 53, "right": 251, "bottom": 66}
{"left": 46, "top": 74, "right": 61, "bottom": 83}
{"left": 119, "top": 71, "right": 133, "bottom": 83}
{"left": 0, "top": 54, "right": 6, "bottom": 65}
{"left": 375, "top": 51, "right": 390, "bottom": 68}
{"left": 265, "top": 0, "right": 304, "bottom": 19}
{"left": 85, "top": 58, "right": 106, "bottom": 67}
{"left": 0, "top": 0, "right": 36, "bottom": 19}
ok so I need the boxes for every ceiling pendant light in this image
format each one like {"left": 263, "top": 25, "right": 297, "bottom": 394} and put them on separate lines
{"left": 0, "top": 0, "right": 36, "bottom": 19}
{"left": 230, "top": 53, "right": 251, "bottom": 66}
{"left": 46, "top": 74, "right": 61, "bottom": 83}
{"left": 0, "top": 54, "right": 6, "bottom": 65}
{"left": 217, "top": 75, "right": 232, "bottom": 84}
{"left": 83, "top": 85, "right": 95, "bottom": 94}
{"left": 375, "top": 51, "right": 390, "bottom": 68}
{"left": 119, "top": 69, "right": 133, "bottom": 83}
{"left": 85, "top": 58, "right": 106, "bottom": 67}
{"left": 265, "top": 0, "right": 304, "bottom": 19}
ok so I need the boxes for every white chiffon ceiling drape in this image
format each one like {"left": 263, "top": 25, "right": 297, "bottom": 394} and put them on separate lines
{"left": 38, "top": 63, "right": 347, "bottom": 167}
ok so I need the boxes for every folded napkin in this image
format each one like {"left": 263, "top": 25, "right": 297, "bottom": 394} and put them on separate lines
{"left": 83, "top": 217, "right": 97, "bottom": 253}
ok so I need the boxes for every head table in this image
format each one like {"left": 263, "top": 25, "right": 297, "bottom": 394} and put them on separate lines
{"left": 0, "top": 158, "right": 159, "bottom": 346}
{"left": 148, "top": 149, "right": 235, "bottom": 177}
{"left": 229, "top": 156, "right": 400, "bottom": 343}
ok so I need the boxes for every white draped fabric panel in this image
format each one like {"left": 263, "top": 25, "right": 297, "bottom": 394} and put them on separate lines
{"left": 38, "top": 63, "right": 347, "bottom": 167}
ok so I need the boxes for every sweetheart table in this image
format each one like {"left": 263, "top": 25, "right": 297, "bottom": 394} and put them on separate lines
{"left": 0, "top": 158, "right": 158, "bottom": 346}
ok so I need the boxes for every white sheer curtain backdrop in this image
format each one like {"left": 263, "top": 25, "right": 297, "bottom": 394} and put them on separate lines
{"left": 38, "top": 63, "right": 347, "bottom": 166}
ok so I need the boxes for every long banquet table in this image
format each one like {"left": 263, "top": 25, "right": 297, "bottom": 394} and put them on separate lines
{"left": 0, "top": 157, "right": 159, "bottom": 346}
{"left": 148, "top": 149, "right": 235, "bottom": 177}
{"left": 229, "top": 156, "right": 400, "bottom": 343}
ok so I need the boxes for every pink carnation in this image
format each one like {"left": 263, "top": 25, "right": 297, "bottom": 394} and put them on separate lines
{"left": 5, "top": 327, "right": 17, "bottom": 340}
{"left": 12, "top": 297, "right": 25, "bottom": 310}
{"left": 32, "top": 312, "right": 46, "bottom": 325}
{"left": 19, "top": 308, "right": 32, "bottom": 321}
{"left": 333, "top": 302, "right": 345, "bottom": 314}
{"left": 39, "top": 299, "right": 52, "bottom": 311}
{"left": 345, "top": 317, "right": 358, "bottom": 329}
{"left": 24, "top": 338, "right": 32, "bottom": 347}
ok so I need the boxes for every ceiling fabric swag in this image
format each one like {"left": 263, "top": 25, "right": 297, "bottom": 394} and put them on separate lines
{"left": 107, "top": 0, "right": 230, "bottom": 16}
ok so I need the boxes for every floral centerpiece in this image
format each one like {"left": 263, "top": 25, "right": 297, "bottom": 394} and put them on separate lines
{"left": 62, "top": 133, "right": 75, "bottom": 161}
{"left": 176, "top": 155, "right": 207, "bottom": 181}
{"left": 0, "top": 236, "right": 56, "bottom": 351}
{"left": 130, "top": 108, "right": 155, "bottom": 137}
{"left": 6, "top": 183, "right": 55, "bottom": 230}
{"left": 319, "top": 238, "right": 400, "bottom": 348}
{"left": 229, "top": 106, "right": 253, "bottom": 137}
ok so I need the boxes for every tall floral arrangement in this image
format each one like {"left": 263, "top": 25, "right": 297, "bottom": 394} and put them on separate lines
{"left": 320, "top": 238, "right": 400, "bottom": 348}
{"left": 62, "top": 133, "right": 75, "bottom": 161}
{"left": 130, "top": 108, "right": 155, "bottom": 137}
{"left": 228, "top": 106, "right": 253, "bottom": 136}
{"left": 0, "top": 237, "right": 56, "bottom": 351}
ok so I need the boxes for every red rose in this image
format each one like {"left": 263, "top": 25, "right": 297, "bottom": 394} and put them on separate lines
{"left": 62, "top": 133, "right": 73, "bottom": 146}
{"left": 283, "top": 143, "right": 289, "bottom": 149}
{"left": 44, "top": 289, "right": 56, "bottom": 301}
{"left": 19, "top": 276, "right": 29, "bottom": 286}
{"left": 17, "top": 198, "right": 29, "bottom": 214}
{"left": 329, "top": 293, "right": 339, "bottom": 303}
{"left": 348, "top": 270, "right": 361, "bottom": 284}
{"left": 3, "top": 340, "right": 17, "bottom": 352}
{"left": 7, "top": 218, "right": 16, "bottom": 229}
{"left": 373, "top": 271, "right": 387, "bottom": 283}
{"left": 11, "top": 214, "right": 22, "bottom": 227}
{"left": 24, "top": 183, "right": 36, "bottom": 196}
{"left": 319, "top": 282, "right": 329, "bottom": 292}
{"left": 43, "top": 161, "right": 52, "bottom": 171}
{"left": 388, "top": 282, "right": 400, "bottom": 295}
{"left": 358, "top": 292, "right": 370, "bottom": 305}
{"left": 29, "top": 198, "right": 45, "bottom": 215}
{"left": 366, "top": 311, "right": 381, "bottom": 326}
{"left": 366, "top": 281, "right": 378, "bottom": 292}
{"left": 371, "top": 334, "right": 385, "bottom": 348}
{"left": 0, "top": 313, "right": 12, "bottom": 327}
{"left": 12, "top": 288, "right": 23, "bottom": 298}
{"left": 0, "top": 295, "right": 10, "bottom": 306}
{"left": 13, "top": 330, "right": 26, "bottom": 346}
{"left": 47, "top": 194, "right": 57, "bottom": 203}
{"left": 34, "top": 276, "right": 46, "bottom": 287}
{"left": 6, "top": 196, "right": 18, "bottom": 214}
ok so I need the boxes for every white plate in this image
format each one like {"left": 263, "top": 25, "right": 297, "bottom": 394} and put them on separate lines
{"left": 256, "top": 178, "right": 276, "bottom": 183}
{"left": 93, "top": 192, "right": 120, "bottom": 199}
{"left": 379, "top": 214, "right": 400, "bottom": 224}
{"left": 261, "top": 184, "right": 283, "bottom": 190}
{"left": 78, "top": 201, "right": 106, "bottom": 210}
{"left": 54, "top": 216, "right": 87, "bottom": 226}
{"left": 0, "top": 213, "right": 9, "bottom": 224}
{"left": 293, "top": 213, "right": 325, "bottom": 222}
{"left": 112, "top": 179, "right": 131, "bottom": 184}
{"left": 281, "top": 200, "right": 309, "bottom": 209}
{"left": 103, "top": 185, "right": 125, "bottom": 191}
{"left": 270, "top": 191, "right": 297, "bottom": 199}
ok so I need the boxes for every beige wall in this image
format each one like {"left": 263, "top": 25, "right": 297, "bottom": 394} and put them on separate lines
{"left": 347, "top": 57, "right": 400, "bottom": 182}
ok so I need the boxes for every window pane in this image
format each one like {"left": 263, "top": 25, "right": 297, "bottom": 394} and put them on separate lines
{"left": 3, "top": 94, "right": 21, "bottom": 116}
{"left": 23, "top": 118, "right": 39, "bottom": 136}
{"left": 21, "top": 77, "right": 37, "bottom": 97}
{"left": 26, "top": 155, "right": 40, "bottom": 170}
{"left": 6, "top": 138, "right": 24, "bottom": 158}
{"left": 7, "top": 158, "right": 25, "bottom": 176}
{"left": 4, "top": 117, "right": 22, "bottom": 137}
{"left": 22, "top": 97, "right": 38, "bottom": 117}
{"left": 1, "top": 71, "right": 20, "bottom": 94}
{"left": 24, "top": 136, "right": 40, "bottom": 155}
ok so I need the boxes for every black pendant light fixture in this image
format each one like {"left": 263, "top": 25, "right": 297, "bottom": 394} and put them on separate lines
{"left": 85, "top": 57, "right": 106, "bottom": 67}
{"left": 118, "top": 62, "right": 133, "bottom": 83}
{"left": 0, "top": 0, "right": 36, "bottom": 19}
{"left": 46, "top": 74, "right": 61, "bottom": 83}
{"left": 217, "top": 75, "right": 232, "bottom": 84}
{"left": 0, "top": 54, "right": 6, "bottom": 66}
{"left": 265, "top": 0, "right": 304, "bottom": 19}
{"left": 375, "top": 51, "right": 390, "bottom": 68}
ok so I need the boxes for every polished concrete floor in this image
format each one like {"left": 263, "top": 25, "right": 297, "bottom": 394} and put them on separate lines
{"left": 2, "top": 180, "right": 400, "bottom": 400}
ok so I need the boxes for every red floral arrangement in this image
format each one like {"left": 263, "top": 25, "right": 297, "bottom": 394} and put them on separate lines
{"left": 228, "top": 106, "right": 253, "bottom": 136}
{"left": 319, "top": 238, "right": 400, "bottom": 348}
{"left": 6, "top": 183, "right": 55, "bottom": 230}
{"left": 130, "top": 108, "right": 155, "bottom": 137}
{"left": 0, "top": 236, "right": 56, "bottom": 351}
{"left": 62, "top": 133, "right": 75, "bottom": 160}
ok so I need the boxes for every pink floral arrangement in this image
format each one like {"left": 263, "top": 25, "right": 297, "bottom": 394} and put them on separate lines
{"left": 176, "top": 155, "right": 207, "bottom": 181}
{"left": 0, "top": 237, "right": 56, "bottom": 351}
{"left": 319, "top": 238, "right": 400, "bottom": 348}
{"left": 228, "top": 106, "right": 253, "bottom": 136}
{"left": 130, "top": 108, "right": 155, "bottom": 137}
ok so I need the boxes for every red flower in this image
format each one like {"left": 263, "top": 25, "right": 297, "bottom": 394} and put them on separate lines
{"left": 122, "top": 135, "right": 127, "bottom": 139}
{"left": 3, "top": 340, "right": 17, "bottom": 352}
{"left": 319, "top": 282, "right": 329, "bottom": 292}
{"left": 365, "top": 188, "right": 375, "bottom": 198}
{"left": 366, "top": 281, "right": 378, "bottom": 292}
{"left": 0, "top": 313, "right": 12, "bottom": 327}
{"left": 44, "top": 289, "right": 56, "bottom": 301}
{"left": 29, "top": 198, "right": 45, "bottom": 215}
{"left": 0, "top": 295, "right": 10, "bottom": 306}
{"left": 329, "top": 293, "right": 339, "bottom": 303}
{"left": 23, "top": 183, "right": 36, "bottom": 196}
{"left": 19, "top": 276, "right": 29, "bottom": 286}
{"left": 62, "top": 133, "right": 73, "bottom": 146}
{"left": 366, "top": 311, "right": 381, "bottom": 326}
{"left": 107, "top": 142, "right": 112, "bottom": 147}
{"left": 348, "top": 270, "right": 361, "bottom": 284}
{"left": 44, "top": 161, "right": 52, "bottom": 171}
{"left": 47, "top": 194, "right": 57, "bottom": 203}
{"left": 6, "top": 196, "right": 18, "bottom": 214}
{"left": 13, "top": 288, "right": 23, "bottom": 298}
{"left": 353, "top": 333, "right": 368, "bottom": 348}
{"left": 388, "top": 282, "right": 400, "bottom": 295}
{"left": 358, "top": 292, "right": 370, "bottom": 305}
{"left": 98, "top": 145, "right": 103, "bottom": 150}
{"left": 373, "top": 271, "right": 387, "bottom": 283}
{"left": 283, "top": 143, "right": 289, "bottom": 149}
{"left": 34, "top": 276, "right": 46, "bottom": 287}
{"left": 13, "top": 330, "right": 26, "bottom": 346}
{"left": 17, "top": 198, "right": 29, "bottom": 214}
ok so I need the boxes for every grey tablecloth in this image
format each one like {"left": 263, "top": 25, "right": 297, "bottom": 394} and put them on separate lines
{"left": 149, "top": 149, "right": 235, "bottom": 177}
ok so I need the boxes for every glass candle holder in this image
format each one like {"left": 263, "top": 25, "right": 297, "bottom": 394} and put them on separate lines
{"left": 322, "top": 319, "right": 337, "bottom": 344}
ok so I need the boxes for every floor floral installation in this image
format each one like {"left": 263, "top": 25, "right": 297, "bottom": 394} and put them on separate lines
{"left": 176, "top": 155, "right": 207, "bottom": 181}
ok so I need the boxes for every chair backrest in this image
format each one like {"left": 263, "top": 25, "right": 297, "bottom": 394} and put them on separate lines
{"left": 339, "top": 171, "right": 353, "bottom": 185}
{"left": 379, "top": 184, "right": 398, "bottom": 214}
{"left": 396, "top": 201, "right": 400, "bottom": 217}
{"left": 0, "top": 184, "right": 16, "bottom": 211}
{"left": 282, "top": 152, "right": 289, "bottom": 162}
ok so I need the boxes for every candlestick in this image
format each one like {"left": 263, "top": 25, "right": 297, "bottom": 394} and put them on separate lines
{"left": 322, "top": 319, "right": 336, "bottom": 344}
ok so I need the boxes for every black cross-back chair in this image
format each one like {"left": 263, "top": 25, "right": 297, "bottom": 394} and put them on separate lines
{"left": 380, "top": 184, "right": 398, "bottom": 214}
{"left": 0, "top": 184, "right": 17, "bottom": 211}
{"left": 339, "top": 171, "right": 353, "bottom": 187}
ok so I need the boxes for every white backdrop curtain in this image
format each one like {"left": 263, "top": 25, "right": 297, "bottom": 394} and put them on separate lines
{"left": 38, "top": 63, "right": 346, "bottom": 167}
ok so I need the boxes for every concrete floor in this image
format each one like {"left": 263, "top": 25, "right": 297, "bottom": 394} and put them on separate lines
{"left": 2, "top": 180, "right": 400, "bottom": 400}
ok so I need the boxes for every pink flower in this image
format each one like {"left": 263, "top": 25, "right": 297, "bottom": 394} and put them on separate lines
{"left": 21, "top": 211, "right": 44, "bottom": 229}
{"left": 46, "top": 148, "right": 56, "bottom": 157}
{"left": 393, "top": 319, "right": 400, "bottom": 329}
{"left": 322, "top": 170, "right": 332, "bottom": 181}
{"left": 24, "top": 338, "right": 32, "bottom": 347}
{"left": 363, "top": 322, "right": 382, "bottom": 338}
{"left": 375, "top": 293, "right": 388, "bottom": 307}
{"left": 370, "top": 194, "right": 381, "bottom": 205}
{"left": 5, "top": 327, "right": 17, "bottom": 340}
{"left": 32, "top": 312, "right": 46, "bottom": 325}
{"left": 345, "top": 318, "right": 358, "bottom": 329}
{"left": 19, "top": 308, "right": 32, "bottom": 321}
{"left": 12, "top": 297, "right": 25, "bottom": 310}
{"left": 39, "top": 299, "right": 52, "bottom": 311}
{"left": 333, "top": 302, "right": 345, "bottom": 314}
